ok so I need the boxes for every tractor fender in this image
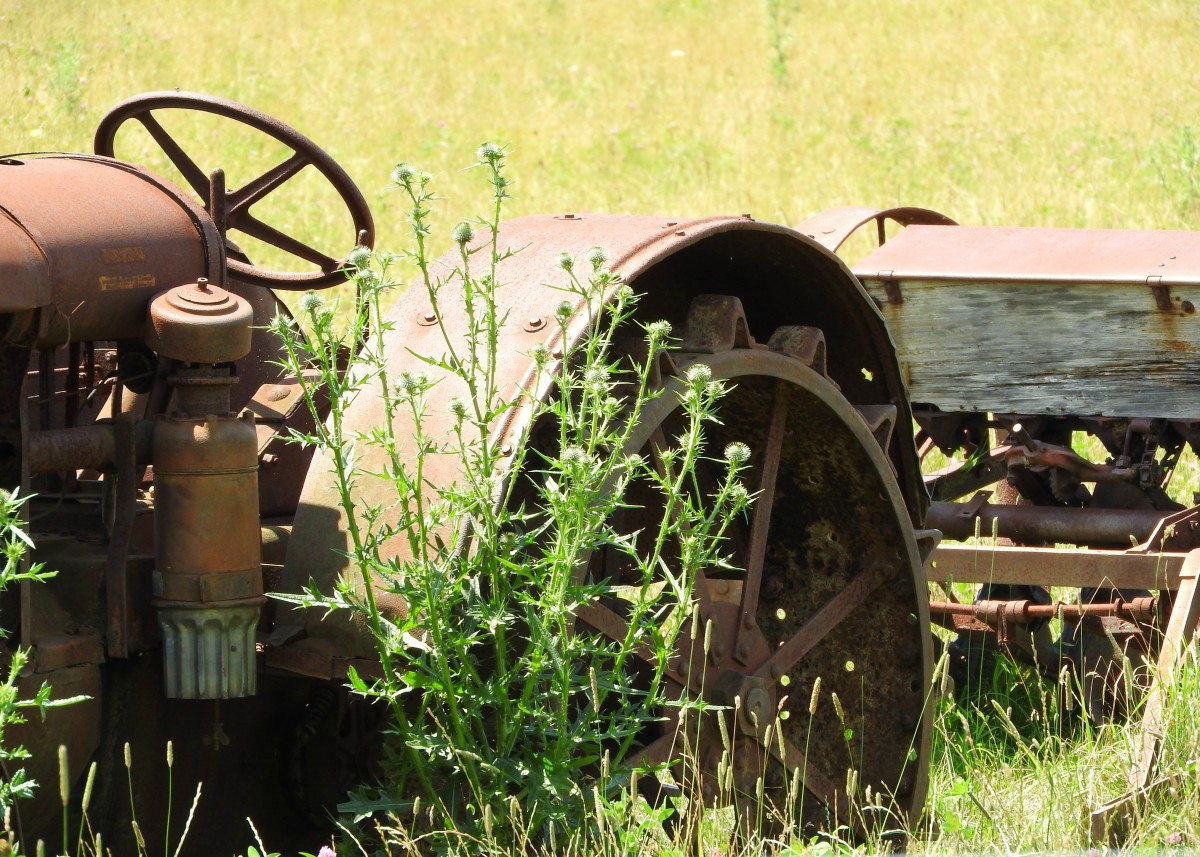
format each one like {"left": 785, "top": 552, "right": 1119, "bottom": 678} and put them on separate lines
{"left": 272, "top": 214, "right": 921, "bottom": 660}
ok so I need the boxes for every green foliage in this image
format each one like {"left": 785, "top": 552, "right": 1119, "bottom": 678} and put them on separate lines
{"left": 7, "top": 0, "right": 1200, "bottom": 254}
{"left": 47, "top": 34, "right": 85, "bottom": 113}
{"left": 918, "top": 616, "right": 1200, "bottom": 852}
{"left": 763, "top": 0, "right": 795, "bottom": 81}
{"left": 0, "top": 491, "right": 83, "bottom": 819}
{"left": 1149, "top": 122, "right": 1200, "bottom": 225}
{"left": 272, "top": 148, "right": 750, "bottom": 853}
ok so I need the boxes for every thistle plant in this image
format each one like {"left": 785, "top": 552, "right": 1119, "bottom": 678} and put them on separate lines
{"left": 271, "top": 147, "right": 751, "bottom": 853}
{"left": 0, "top": 490, "right": 85, "bottom": 822}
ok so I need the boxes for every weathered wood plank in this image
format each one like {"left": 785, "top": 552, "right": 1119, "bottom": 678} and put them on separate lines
{"left": 857, "top": 278, "right": 1200, "bottom": 418}
{"left": 928, "top": 543, "right": 1188, "bottom": 589}
{"left": 851, "top": 224, "right": 1200, "bottom": 418}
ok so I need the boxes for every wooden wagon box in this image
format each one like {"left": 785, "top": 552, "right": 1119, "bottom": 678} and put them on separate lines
{"left": 852, "top": 225, "right": 1200, "bottom": 419}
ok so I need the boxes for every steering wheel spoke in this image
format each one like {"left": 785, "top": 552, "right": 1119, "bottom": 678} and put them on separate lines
{"left": 236, "top": 213, "right": 338, "bottom": 270}
{"left": 135, "top": 112, "right": 211, "bottom": 201}
{"left": 94, "top": 90, "right": 373, "bottom": 289}
{"left": 227, "top": 152, "right": 310, "bottom": 218}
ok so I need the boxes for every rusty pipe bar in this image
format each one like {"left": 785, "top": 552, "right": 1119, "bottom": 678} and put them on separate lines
{"left": 929, "top": 596, "right": 1158, "bottom": 625}
{"left": 927, "top": 501, "right": 1166, "bottom": 547}
{"left": 22, "top": 423, "right": 155, "bottom": 473}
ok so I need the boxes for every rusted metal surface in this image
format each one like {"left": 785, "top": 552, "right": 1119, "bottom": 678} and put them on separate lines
{"left": 23, "top": 422, "right": 154, "bottom": 473}
{"left": 931, "top": 595, "right": 1158, "bottom": 628}
{"left": 95, "top": 90, "right": 374, "bottom": 290}
{"left": 858, "top": 224, "right": 1200, "bottom": 285}
{"left": 151, "top": 399, "right": 262, "bottom": 598}
{"left": 278, "top": 213, "right": 925, "bottom": 654}
{"left": 144, "top": 268, "right": 262, "bottom": 698}
{"left": 248, "top": 372, "right": 326, "bottom": 517}
{"left": 926, "top": 499, "right": 1166, "bottom": 546}
{"left": 0, "top": 155, "right": 220, "bottom": 344}
{"left": 146, "top": 278, "right": 254, "bottom": 363}
{"left": 1004, "top": 422, "right": 1142, "bottom": 483}
{"left": 149, "top": 291, "right": 258, "bottom": 602}
{"left": 105, "top": 411, "right": 139, "bottom": 659}
{"left": 1138, "top": 504, "right": 1200, "bottom": 552}
{"left": 0, "top": 92, "right": 378, "bottom": 851}
{"left": 795, "top": 205, "right": 957, "bottom": 253}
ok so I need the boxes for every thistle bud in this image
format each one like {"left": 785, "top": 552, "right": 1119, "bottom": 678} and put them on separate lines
{"left": 723, "top": 442, "right": 751, "bottom": 466}
{"left": 391, "top": 162, "right": 416, "bottom": 184}
{"left": 451, "top": 221, "right": 476, "bottom": 246}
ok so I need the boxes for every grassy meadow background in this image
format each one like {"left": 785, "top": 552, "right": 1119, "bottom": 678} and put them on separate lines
{"left": 6, "top": 0, "right": 1200, "bottom": 853}
{"left": 5, "top": 0, "right": 1200, "bottom": 250}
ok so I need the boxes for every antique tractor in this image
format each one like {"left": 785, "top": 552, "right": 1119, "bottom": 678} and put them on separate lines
{"left": 0, "top": 93, "right": 935, "bottom": 851}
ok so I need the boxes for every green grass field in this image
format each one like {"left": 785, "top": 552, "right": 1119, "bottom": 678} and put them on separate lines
{"left": 6, "top": 1, "right": 1200, "bottom": 853}
{"left": 6, "top": 0, "right": 1200, "bottom": 246}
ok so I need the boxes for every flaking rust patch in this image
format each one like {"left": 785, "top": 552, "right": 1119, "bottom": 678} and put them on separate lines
{"left": 99, "top": 273, "right": 156, "bottom": 291}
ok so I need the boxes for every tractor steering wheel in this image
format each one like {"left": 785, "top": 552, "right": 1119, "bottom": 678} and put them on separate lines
{"left": 94, "top": 91, "right": 374, "bottom": 290}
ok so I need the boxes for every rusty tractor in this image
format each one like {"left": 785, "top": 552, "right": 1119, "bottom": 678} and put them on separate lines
{"left": 0, "top": 91, "right": 934, "bottom": 851}
{"left": 1, "top": 91, "right": 1187, "bottom": 850}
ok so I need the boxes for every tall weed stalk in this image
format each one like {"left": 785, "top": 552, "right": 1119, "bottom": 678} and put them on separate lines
{"left": 273, "top": 147, "right": 750, "bottom": 853}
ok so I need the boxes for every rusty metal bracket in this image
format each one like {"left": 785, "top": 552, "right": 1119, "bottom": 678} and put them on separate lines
{"left": 767, "top": 326, "right": 827, "bottom": 375}
{"left": 855, "top": 404, "right": 898, "bottom": 452}
{"left": 1139, "top": 504, "right": 1200, "bottom": 553}
{"left": 1147, "top": 275, "right": 1172, "bottom": 311}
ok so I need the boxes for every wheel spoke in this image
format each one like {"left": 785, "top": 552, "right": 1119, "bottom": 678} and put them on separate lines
{"left": 737, "top": 380, "right": 789, "bottom": 635}
{"left": 235, "top": 213, "right": 338, "bottom": 269}
{"left": 137, "top": 113, "right": 210, "bottom": 200}
{"left": 227, "top": 152, "right": 309, "bottom": 218}
{"left": 753, "top": 563, "right": 889, "bottom": 680}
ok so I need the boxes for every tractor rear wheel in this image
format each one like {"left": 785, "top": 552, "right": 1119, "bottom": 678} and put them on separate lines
{"left": 575, "top": 295, "right": 933, "bottom": 843}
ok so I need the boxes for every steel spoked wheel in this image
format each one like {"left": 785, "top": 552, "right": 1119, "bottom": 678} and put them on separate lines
{"left": 575, "top": 295, "right": 933, "bottom": 844}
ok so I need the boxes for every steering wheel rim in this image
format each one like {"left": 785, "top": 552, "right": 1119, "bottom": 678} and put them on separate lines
{"left": 94, "top": 90, "right": 374, "bottom": 290}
